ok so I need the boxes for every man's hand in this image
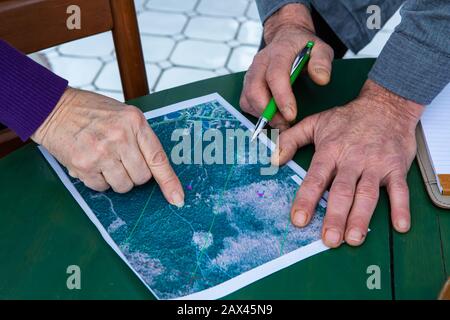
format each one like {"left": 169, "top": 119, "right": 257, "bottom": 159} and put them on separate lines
{"left": 240, "top": 3, "right": 334, "bottom": 130}
{"left": 272, "top": 80, "right": 424, "bottom": 247}
{"left": 32, "top": 88, "right": 185, "bottom": 207}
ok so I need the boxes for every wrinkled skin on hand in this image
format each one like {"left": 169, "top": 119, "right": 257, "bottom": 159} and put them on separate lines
{"left": 32, "top": 88, "right": 185, "bottom": 207}
{"left": 272, "top": 80, "right": 424, "bottom": 247}
{"left": 240, "top": 3, "right": 334, "bottom": 130}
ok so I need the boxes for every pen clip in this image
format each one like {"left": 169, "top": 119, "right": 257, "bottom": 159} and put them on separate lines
{"left": 290, "top": 46, "right": 311, "bottom": 76}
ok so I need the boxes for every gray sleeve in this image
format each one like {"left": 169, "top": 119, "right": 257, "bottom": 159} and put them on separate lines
{"left": 310, "top": 0, "right": 404, "bottom": 52}
{"left": 256, "top": 0, "right": 311, "bottom": 23}
{"left": 369, "top": 0, "right": 450, "bottom": 105}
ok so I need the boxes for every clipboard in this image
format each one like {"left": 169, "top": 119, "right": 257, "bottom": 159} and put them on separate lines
{"left": 416, "top": 122, "right": 450, "bottom": 209}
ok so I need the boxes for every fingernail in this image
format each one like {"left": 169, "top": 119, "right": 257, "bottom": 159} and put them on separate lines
{"left": 396, "top": 218, "right": 409, "bottom": 231}
{"left": 347, "top": 228, "right": 363, "bottom": 243}
{"left": 171, "top": 191, "right": 185, "bottom": 208}
{"left": 324, "top": 229, "right": 341, "bottom": 247}
{"left": 293, "top": 211, "right": 308, "bottom": 227}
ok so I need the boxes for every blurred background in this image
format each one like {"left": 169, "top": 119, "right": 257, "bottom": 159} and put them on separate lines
{"left": 35, "top": 0, "right": 401, "bottom": 102}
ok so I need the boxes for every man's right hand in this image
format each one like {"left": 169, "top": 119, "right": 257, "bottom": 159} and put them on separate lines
{"left": 240, "top": 3, "right": 334, "bottom": 130}
{"left": 31, "top": 88, "right": 185, "bottom": 207}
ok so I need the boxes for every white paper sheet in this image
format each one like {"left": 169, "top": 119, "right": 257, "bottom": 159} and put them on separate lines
{"left": 421, "top": 83, "right": 450, "bottom": 192}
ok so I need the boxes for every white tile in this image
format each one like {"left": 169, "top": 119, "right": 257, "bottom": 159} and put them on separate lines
{"left": 145, "top": 63, "right": 162, "bottom": 90}
{"left": 173, "top": 34, "right": 186, "bottom": 41}
{"left": 95, "top": 62, "right": 122, "bottom": 91}
{"left": 357, "top": 30, "right": 392, "bottom": 57}
{"left": 155, "top": 67, "right": 216, "bottom": 91}
{"left": 42, "top": 50, "right": 59, "bottom": 59}
{"left": 146, "top": 0, "right": 197, "bottom": 12}
{"left": 186, "top": 11, "right": 197, "bottom": 17}
{"left": 29, "top": 53, "right": 51, "bottom": 69}
{"left": 227, "top": 40, "right": 240, "bottom": 47}
{"left": 227, "top": 45, "right": 257, "bottom": 72}
{"left": 138, "top": 11, "right": 187, "bottom": 36}
{"left": 134, "top": 0, "right": 147, "bottom": 12}
{"left": 100, "top": 55, "right": 115, "bottom": 63}
{"left": 58, "top": 32, "right": 114, "bottom": 58}
{"left": 141, "top": 35, "right": 175, "bottom": 62}
{"left": 246, "top": 1, "right": 260, "bottom": 21}
{"left": 49, "top": 56, "right": 102, "bottom": 87}
{"left": 39, "top": 47, "right": 58, "bottom": 58}
{"left": 238, "top": 20, "right": 262, "bottom": 45}
{"left": 96, "top": 61, "right": 160, "bottom": 92}
{"left": 158, "top": 61, "right": 173, "bottom": 69}
{"left": 197, "top": 0, "right": 248, "bottom": 17}
{"left": 185, "top": 16, "right": 238, "bottom": 41}
{"left": 171, "top": 40, "right": 230, "bottom": 69}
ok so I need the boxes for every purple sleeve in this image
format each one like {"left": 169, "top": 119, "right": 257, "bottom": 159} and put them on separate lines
{"left": 0, "top": 40, "right": 68, "bottom": 141}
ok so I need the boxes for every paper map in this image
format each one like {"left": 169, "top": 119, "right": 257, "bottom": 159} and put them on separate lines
{"left": 39, "top": 93, "right": 328, "bottom": 299}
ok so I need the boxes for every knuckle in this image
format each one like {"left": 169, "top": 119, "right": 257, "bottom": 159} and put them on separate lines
{"left": 355, "top": 183, "right": 379, "bottom": 200}
{"left": 96, "top": 184, "right": 110, "bottom": 192}
{"left": 150, "top": 150, "right": 168, "bottom": 167}
{"left": 96, "top": 140, "right": 109, "bottom": 157}
{"left": 316, "top": 41, "right": 334, "bottom": 60}
{"left": 389, "top": 155, "right": 406, "bottom": 167}
{"left": 320, "top": 141, "right": 340, "bottom": 156}
{"left": 239, "top": 95, "right": 249, "bottom": 110}
{"left": 159, "top": 175, "right": 178, "bottom": 189}
{"left": 252, "top": 52, "right": 267, "bottom": 66}
{"left": 332, "top": 181, "right": 354, "bottom": 198}
{"left": 245, "top": 85, "right": 260, "bottom": 103}
{"left": 83, "top": 179, "right": 109, "bottom": 192}
{"left": 323, "top": 43, "right": 334, "bottom": 60}
{"left": 72, "top": 154, "right": 96, "bottom": 172}
{"left": 114, "top": 181, "right": 134, "bottom": 194}
{"left": 110, "top": 126, "right": 128, "bottom": 143}
{"left": 390, "top": 180, "right": 408, "bottom": 194}
{"left": 135, "top": 169, "right": 152, "bottom": 186}
{"left": 124, "top": 105, "right": 144, "bottom": 124}
{"left": 265, "top": 69, "right": 282, "bottom": 87}
{"left": 304, "top": 171, "right": 328, "bottom": 190}
{"left": 347, "top": 215, "right": 368, "bottom": 229}
{"left": 323, "top": 215, "right": 345, "bottom": 229}
{"left": 294, "top": 198, "right": 315, "bottom": 214}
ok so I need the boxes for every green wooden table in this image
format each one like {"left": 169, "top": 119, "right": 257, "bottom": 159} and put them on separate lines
{"left": 0, "top": 59, "right": 448, "bottom": 300}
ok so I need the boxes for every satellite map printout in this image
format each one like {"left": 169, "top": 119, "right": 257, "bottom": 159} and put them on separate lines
{"left": 39, "top": 93, "right": 328, "bottom": 299}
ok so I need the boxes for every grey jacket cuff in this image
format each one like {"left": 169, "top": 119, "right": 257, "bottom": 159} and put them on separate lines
{"left": 256, "top": 0, "right": 311, "bottom": 24}
{"left": 368, "top": 31, "right": 450, "bottom": 105}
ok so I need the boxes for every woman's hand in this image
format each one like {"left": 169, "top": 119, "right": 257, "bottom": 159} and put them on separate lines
{"left": 32, "top": 88, "right": 185, "bottom": 207}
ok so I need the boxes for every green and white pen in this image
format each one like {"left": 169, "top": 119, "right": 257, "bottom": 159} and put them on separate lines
{"left": 251, "top": 41, "right": 314, "bottom": 141}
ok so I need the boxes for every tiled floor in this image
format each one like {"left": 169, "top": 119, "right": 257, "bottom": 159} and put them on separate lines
{"left": 40, "top": 0, "right": 401, "bottom": 102}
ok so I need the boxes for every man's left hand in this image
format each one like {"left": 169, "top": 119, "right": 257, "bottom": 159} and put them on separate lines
{"left": 272, "top": 80, "right": 424, "bottom": 247}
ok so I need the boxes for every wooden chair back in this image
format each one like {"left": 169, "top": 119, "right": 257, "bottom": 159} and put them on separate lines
{"left": 0, "top": 0, "right": 149, "bottom": 157}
